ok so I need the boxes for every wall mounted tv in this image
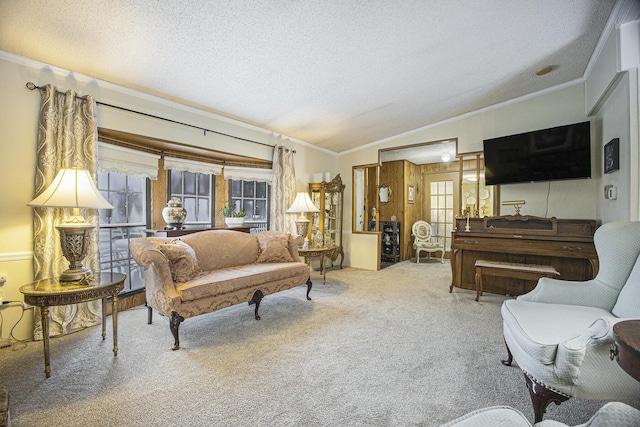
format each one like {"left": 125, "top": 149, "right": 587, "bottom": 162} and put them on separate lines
{"left": 483, "top": 121, "right": 591, "bottom": 186}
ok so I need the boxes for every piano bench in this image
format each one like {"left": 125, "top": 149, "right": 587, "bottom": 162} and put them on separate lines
{"left": 474, "top": 260, "right": 560, "bottom": 301}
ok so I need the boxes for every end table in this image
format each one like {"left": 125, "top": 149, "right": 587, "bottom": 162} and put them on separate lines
{"left": 20, "top": 272, "right": 126, "bottom": 378}
{"left": 611, "top": 319, "right": 640, "bottom": 382}
{"left": 298, "top": 247, "right": 333, "bottom": 284}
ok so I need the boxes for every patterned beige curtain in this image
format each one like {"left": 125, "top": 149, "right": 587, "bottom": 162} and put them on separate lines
{"left": 32, "top": 84, "right": 101, "bottom": 340}
{"left": 270, "top": 145, "right": 296, "bottom": 233}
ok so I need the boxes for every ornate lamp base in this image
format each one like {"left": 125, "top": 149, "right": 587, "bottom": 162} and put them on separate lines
{"left": 295, "top": 219, "right": 310, "bottom": 244}
{"left": 56, "top": 223, "right": 94, "bottom": 283}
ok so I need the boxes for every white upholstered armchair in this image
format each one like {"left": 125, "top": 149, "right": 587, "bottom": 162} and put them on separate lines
{"left": 412, "top": 220, "right": 445, "bottom": 263}
{"left": 501, "top": 221, "right": 640, "bottom": 422}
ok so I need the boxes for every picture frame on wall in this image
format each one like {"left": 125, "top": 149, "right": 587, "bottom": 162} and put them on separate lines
{"left": 408, "top": 185, "right": 414, "bottom": 203}
{"left": 604, "top": 138, "right": 619, "bottom": 174}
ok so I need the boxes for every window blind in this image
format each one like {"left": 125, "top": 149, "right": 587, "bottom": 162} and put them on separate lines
{"left": 223, "top": 166, "right": 273, "bottom": 182}
{"left": 97, "top": 142, "right": 160, "bottom": 179}
{"left": 164, "top": 157, "right": 223, "bottom": 175}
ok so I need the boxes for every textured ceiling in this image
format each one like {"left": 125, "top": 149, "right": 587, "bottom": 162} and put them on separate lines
{"left": 0, "top": 0, "right": 618, "bottom": 153}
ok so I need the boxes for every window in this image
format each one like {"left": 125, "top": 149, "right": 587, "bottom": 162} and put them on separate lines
{"left": 229, "top": 180, "right": 269, "bottom": 231}
{"left": 169, "top": 170, "right": 213, "bottom": 228}
{"left": 97, "top": 172, "right": 147, "bottom": 293}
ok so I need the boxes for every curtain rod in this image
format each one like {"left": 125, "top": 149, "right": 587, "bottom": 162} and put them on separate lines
{"left": 25, "top": 82, "right": 295, "bottom": 152}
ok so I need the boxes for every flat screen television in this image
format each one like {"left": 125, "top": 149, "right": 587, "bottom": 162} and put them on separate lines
{"left": 483, "top": 121, "right": 591, "bottom": 186}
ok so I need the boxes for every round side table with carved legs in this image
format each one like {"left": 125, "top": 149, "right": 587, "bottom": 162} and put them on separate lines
{"left": 298, "top": 247, "right": 333, "bottom": 284}
{"left": 20, "top": 272, "right": 125, "bottom": 378}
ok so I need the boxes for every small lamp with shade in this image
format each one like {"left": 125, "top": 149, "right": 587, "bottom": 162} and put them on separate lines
{"left": 28, "top": 168, "right": 114, "bottom": 283}
{"left": 286, "top": 192, "right": 320, "bottom": 248}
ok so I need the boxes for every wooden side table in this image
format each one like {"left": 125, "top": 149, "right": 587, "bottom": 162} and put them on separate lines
{"left": 298, "top": 247, "right": 333, "bottom": 284}
{"left": 611, "top": 319, "right": 640, "bottom": 382}
{"left": 19, "top": 272, "right": 126, "bottom": 378}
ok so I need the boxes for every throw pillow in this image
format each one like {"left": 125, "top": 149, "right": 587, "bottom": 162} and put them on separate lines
{"left": 256, "top": 234, "right": 294, "bottom": 263}
{"left": 158, "top": 240, "right": 199, "bottom": 282}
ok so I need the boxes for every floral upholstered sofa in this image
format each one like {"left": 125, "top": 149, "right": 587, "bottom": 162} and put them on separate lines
{"left": 130, "top": 230, "right": 311, "bottom": 350}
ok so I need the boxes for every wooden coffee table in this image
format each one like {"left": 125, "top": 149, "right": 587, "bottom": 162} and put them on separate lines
{"left": 20, "top": 272, "right": 125, "bottom": 378}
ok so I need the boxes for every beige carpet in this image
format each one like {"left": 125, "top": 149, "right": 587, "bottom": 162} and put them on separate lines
{"left": 1, "top": 261, "right": 637, "bottom": 426}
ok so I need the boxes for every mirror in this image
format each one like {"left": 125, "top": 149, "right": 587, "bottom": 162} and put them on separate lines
{"left": 352, "top": 164, "right": 378, "bottom": 233}
{"left": 457, "top": 152, "right": 499, "bottom": 217}
{"left": 379, "top": 185, "right": 391, "bottom": 203}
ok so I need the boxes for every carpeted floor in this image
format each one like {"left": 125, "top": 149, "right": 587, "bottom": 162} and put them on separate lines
{"left": 1, "top": 260, "right": 638, "bottom": 426}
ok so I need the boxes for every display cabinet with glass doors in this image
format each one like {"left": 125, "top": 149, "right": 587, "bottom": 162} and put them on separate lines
{"left": 457, "top": 153, "right": 498, "bottom": 218}
{"left": 309, "top": 174, "right": 345, "bottom": 268}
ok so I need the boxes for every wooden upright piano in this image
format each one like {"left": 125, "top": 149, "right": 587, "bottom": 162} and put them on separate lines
{"left": 450, "top": 215, "right": 599, "bottom": 297}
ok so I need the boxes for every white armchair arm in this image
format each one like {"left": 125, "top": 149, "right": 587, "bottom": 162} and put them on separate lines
{"left": 518, "top": 277, "right": 619, "bottom": 310}
{"left": 555, "top": 316, "right": 622, "bottom": 382}
{"left": 562, "top": 316, "right": 620, "bottom": 349}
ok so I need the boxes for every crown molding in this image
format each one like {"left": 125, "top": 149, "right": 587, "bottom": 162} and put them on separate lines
{"left": 339, "top": 79, "right": 585, "bottom": 157}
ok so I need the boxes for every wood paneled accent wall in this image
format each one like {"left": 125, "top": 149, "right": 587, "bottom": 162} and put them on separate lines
{"left": 379, "top": 160, "right": 421, "bottom": 261}
{"left": 403, "top": 160, "right": 420, "bottom": 260}
{"left": 379, "top": 160, "right": 404, "bottom": 222}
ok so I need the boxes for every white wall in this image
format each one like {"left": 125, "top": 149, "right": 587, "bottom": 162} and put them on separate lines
{"left": 339, "top": 83, "right": 597, "bottom": 269}
{"left": 0, "top": 52, "right": 337, "bottom": 340}
{"left": 586, "top": 17, "right": 640, "bottom": 223}
{"left": 593, "top": 72, "right": 632, "bottom": 222}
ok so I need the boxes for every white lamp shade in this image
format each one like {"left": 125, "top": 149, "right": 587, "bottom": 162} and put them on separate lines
{"left": 28, "top": 168, "right": 114, "bottom": 209}
{"left": 286, "top": 192, "right": 320, "bottom": 213}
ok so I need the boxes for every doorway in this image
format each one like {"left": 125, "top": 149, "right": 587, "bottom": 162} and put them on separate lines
{"left": 378, "top": 139, "right": 458, "bottom": 262}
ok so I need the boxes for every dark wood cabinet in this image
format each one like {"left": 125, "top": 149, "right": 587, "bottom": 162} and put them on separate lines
{"left": 381, "top": 221, "right": 401, "bottom": 264}
{"left": 450, "top": 215, "right": 598, "bottom": 296}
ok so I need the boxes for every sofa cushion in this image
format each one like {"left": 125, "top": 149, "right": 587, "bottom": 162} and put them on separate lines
{"left": 181, "top": 230, "right": 259, "bottom": 271}
{"left": 157, "top": 240, "right": 199, "bottom": 283}
{"left": 176, "top": 262, "right": 309, "bottom": 302}
{"left": 256, "top": 234, "right": 294, "bottom": 263}
{"left": 612, "top": 253, "right": 640, "bottom": 318}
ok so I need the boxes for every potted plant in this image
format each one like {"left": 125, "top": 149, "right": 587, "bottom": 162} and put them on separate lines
{"left": 219, "top": 202, "right": 246, "bottom": 227}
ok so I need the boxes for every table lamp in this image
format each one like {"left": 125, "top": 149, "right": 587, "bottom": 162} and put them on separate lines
{"left": 286, "top": 192, "right": 320, "bottom": 243}
{"left": 28, "top": 168, "right": 114, "bottom": 282}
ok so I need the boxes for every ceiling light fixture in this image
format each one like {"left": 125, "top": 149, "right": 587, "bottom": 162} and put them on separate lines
{"left": 536, "top": 66, "right": 554, "bottom": 76}
{"left": 441, "top": 152, "right": 451, "bottom": 162}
